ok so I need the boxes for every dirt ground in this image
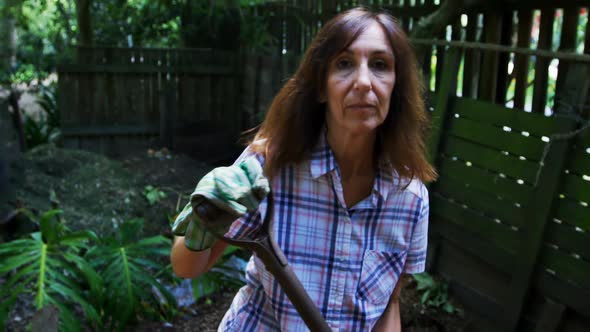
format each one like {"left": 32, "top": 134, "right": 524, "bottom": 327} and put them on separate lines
{"left": 5, "top": 144, "right": 467, "bottom": 331}
{"left": 135, "top": 281, "right": 468, "bottom": 332}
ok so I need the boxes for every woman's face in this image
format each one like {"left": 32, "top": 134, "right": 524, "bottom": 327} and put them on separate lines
{"left": 324, "top": 21, "right": 396, "bottom": 137}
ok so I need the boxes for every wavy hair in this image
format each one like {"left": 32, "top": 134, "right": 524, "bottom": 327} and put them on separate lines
{"left": 247, "top": 7, "right": 437, "bottom": 183}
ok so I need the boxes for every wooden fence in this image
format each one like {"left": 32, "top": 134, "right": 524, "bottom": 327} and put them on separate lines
{"left": 427, "top": 45, "right": 590, "bottom": 332}
{"left": 260, "top": 0, "right": 589, "bottom": 115}
{"left": 58, "top": 47, "right": 242, "bottom": 158}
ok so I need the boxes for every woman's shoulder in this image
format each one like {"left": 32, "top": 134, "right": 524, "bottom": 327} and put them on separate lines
{"left": 233, "top": 143, "right": 266, "bottom": 167}
{"left": 393, "top": 175, "right": 429, "bottom": 202}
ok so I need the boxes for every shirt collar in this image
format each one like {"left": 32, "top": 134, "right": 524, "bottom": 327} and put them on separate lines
{"left": 310, "top": 128, "right": 338, "bottom": 179}
{"left": 309, "top": 127, "right": 396, "bottom": 202}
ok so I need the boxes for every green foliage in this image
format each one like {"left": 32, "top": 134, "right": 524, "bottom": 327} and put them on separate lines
{"left": 3, "top": 0, "right": 76, "bottom": 86}
{"left": 91, "top": 0, "right": 183, "bottom": 47}
{"left": 180, "top": 1, "right": 275, "bottom": 52}
{"left": 192, "top": 245, "right": 247, "bottom": 301}
{"left": 413, "top": 272, "right": 463, "bottom": 315}
{"left": 0, "top": 208, "right": 100, "bottom": 331}
{"left": 0, "top": 210, "right": 177, "bottom": 331}
{"left": 239, "top": 4, "right": 276, "bottom": 53}
{"left": 143, "top": 185, "right": 167, "bottom": 206}
{"left": 87, "top": 218, "right": 177, "bottom": 330}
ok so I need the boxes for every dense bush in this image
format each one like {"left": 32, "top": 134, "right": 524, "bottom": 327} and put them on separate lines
{"left": 0, "top": 210, "right": 176, "bottom": 331}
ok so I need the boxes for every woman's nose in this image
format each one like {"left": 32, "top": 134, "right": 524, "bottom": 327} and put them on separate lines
{"left": 353, "top": 64, "right": 372, "bottom": 91}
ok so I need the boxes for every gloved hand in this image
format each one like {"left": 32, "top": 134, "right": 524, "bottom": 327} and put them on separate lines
{"left": 171, "top": 157, "right": 270, "bottom": 251}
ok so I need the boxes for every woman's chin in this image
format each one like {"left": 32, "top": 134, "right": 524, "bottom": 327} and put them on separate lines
{"left": 344, "top": 123, "right": 381, "bottom": 136}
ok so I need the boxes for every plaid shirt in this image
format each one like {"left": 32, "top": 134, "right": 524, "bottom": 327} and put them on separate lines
{"left": 219, "top": 131, "right": 429, "bottom": 332}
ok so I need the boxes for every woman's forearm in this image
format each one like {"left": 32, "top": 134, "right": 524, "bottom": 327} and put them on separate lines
{"left": 373, "top": 274, "right": 407, "bottom": 332}
{"left": 372, "top": 296, "right": 401, "bottom": 332}
{"left": 170, "top": 236, "right": 228, "bottom": 278}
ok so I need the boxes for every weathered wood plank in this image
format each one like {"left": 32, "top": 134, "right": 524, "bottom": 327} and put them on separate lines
{"left": 535, "top": 270, "right": 590, "bottom": 318}
{"left": 553, "top": 198, "right": 590, "bottom": 231}
{"left": 430, "top": 216, "right": 514, "bottom": 274}
{"left": 448, "top": 117, "right": 547, "bottom": 161}
{"left": 538, "top": 245, "right": 590, "bottom": 290}
{"left": 58, "top": 64, "right": 235, "bottom": 75}
{"left": 554, "top": 7, "right": 581, "bottom": 116}
{"left": 431, "top": 194, "right": 520, "bottom": 252}
{"left": 514, "top": 9, "right": 533, "bottom": 109}
{"left": 531, "top": 8, "right": 554, "bottom": 114}
{"left": 443, "top": 136, "right": 540, "bottom": 183}
{"left": 495, "top": 11, "right": 514, "bottom": 104}
{"left": 427, "top": 48, "right": 461, "bottom": 164}
{"left": 504, "top": 0, "right": 590, "bottom": 10}
{"left": 462, "top": 13, "right": 480, "bottom": 99}
{"left": 567, "top": 145, "right": 590, "bottom": 175}
{"left": 434, "top": 176, "right": 526, "bottom": 228}
{"left": 534, "top": 299, "right": 566, "bottom": 332}
{"left": 544, "top": 221, "right": 590, "bottom": 261}
{"left": 61, "top": 125, "right": 159, "bottom": 136}
{"left": 479, "top": 11, "right": 502, "bottom": 101}
{"left": 561, "top": 174, "right": 590, "bottom": 203}
{"left": 453, "top": 97, "right": 567, "bottom": 136}
{"left": 438, "top": 236, "right": 510, "bottom": 308}
{"left": 438, "top": 157, "right": 534, "bottom": 203}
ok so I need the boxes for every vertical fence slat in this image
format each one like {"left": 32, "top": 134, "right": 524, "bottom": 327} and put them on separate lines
{"left": 479, "top": 11, "right": 502, "bottom": 101}
{"left": 514, "top": 9, "right": 533, "bottom": 109}
{"left": 462, "top": 13, "right": 479, "bottom": 98}
{"left": 554, "top": 7, "right": 581, "bottom": 108}
{"left": 531, "top": 9, "right": 554, "bottom": 114}
{"left": 495, "top": 11, "right": 514, "bottom": 104}
{"left": 427, "top": 47, "right": 460, "bottom": 164}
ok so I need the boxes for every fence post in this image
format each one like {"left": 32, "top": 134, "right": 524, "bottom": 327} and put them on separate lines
{"left": 425, "top": 46, "right": 460, "bottom": 272}
{"left": 159, "top": 71, "right": 176, "bottom": 149}
{"left": 502, "top": 63, "right": 590, "bottom": 331}
{"left": 427, "top": 46, "right": 460, "bottom": 166}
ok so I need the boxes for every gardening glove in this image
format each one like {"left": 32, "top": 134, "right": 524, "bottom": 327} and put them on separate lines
{"left": 171, "top": 158, "right": 270, "bottom": 251}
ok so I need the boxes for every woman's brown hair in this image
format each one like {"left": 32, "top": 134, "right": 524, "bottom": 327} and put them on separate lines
{"left": 248, "top": 7, "right": 437, "bottom": 183}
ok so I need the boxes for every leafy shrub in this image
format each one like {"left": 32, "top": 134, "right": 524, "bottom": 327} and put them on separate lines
{"left": 143, "top": 185, "right": 167, "bottom": 206}
{"left": 0, "top": 210, "right": 177, "bottom": 331}
{"left": 87, "top": 218, "right": 177, "bottom": 330}
{"left": 413, "top": 272, "right": 463, "bottom": 315}
{"left": 0, "top": 209, "right": 100, "bottom": 331}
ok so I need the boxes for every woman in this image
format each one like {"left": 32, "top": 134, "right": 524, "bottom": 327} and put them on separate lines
{"left": 171, "top": 7, "right": 437, "bottom": 331}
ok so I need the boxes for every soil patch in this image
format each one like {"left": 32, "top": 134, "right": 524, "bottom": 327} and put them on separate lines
{"left": 8, "top": 145, "right": 215, "bottom": 238}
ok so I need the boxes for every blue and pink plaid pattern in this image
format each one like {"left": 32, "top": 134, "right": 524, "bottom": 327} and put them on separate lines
{"left": 218, "top": 131, "right": 429, "bottom": 331}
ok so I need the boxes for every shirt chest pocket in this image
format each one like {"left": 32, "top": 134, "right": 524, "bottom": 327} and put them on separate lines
{"left": 357, "top": 249, "right": 406, "bottom": 305}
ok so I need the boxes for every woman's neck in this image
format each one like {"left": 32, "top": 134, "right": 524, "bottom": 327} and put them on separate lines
{"left": 326, "top": 128, "right": 377, "bottom": 180}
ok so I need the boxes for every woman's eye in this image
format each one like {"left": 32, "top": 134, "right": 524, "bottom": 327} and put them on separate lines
{"left": 371, "top": 59, "right": 389, "bottom": 70}
{"left": 335, "top": 58, "right": 353, "bottom": 69}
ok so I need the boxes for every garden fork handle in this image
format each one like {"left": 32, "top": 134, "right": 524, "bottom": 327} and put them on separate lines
{"left": 237, "top": 235, "right": 332, "bottom": 332}
{"left": 194, "top": 194, "right": 332, "bottom": 331}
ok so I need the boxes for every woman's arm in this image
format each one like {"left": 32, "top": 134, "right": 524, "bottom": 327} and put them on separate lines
{"left": 372, "top": 274, "right": 408, "bottom": 332}
{"left": 170, "top": 236, "right": 228, "bottom": 278}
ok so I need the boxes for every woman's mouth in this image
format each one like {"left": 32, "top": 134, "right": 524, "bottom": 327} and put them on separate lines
{"left": 347, "top": 103, "right": 375, "bottom": 110}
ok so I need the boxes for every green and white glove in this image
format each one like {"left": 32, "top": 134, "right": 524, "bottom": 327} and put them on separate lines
{"left": 171, "top": 157, "right": 270, "bottom": 251}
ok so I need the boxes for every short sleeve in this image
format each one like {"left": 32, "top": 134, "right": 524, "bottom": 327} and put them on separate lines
{"left": 403, "top": 185, "right": 429, "bottom": 274}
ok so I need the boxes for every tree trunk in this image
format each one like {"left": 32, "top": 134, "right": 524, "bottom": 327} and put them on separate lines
{"left": 75, "top": 0, "right": 92, "bottom": 46}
